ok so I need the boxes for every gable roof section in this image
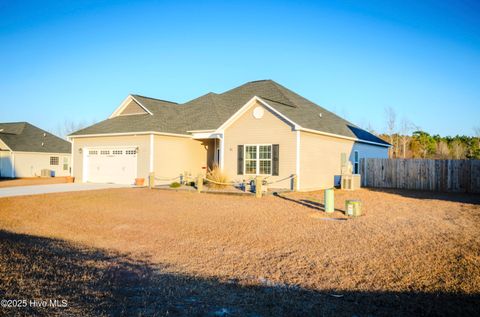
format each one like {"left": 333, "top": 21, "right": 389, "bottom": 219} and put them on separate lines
{"left": 69, "top": 80, "right": 389, "bottom": 146}
{"left": 0, "top": 122, "right": 71, "bottom": 153}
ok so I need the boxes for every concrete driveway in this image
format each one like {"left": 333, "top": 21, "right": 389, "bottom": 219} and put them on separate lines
{"left": 0, "top": 183, "right": 130, "bottom": 198}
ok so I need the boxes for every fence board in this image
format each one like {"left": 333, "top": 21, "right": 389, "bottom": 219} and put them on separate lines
{"left": 360, "top": 158, "right": 480, "bottom": 194}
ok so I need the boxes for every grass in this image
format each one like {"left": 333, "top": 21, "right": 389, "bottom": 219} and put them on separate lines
{"left": 0, "top": 188, "right": 479, "bottom": 316}
{"left": 205, "top": 164, "right": 229, "bottom": 188}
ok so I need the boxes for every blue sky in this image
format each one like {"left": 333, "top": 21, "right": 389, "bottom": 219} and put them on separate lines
{"left": 1, "top": 0, "right": 479, "bottom": 136}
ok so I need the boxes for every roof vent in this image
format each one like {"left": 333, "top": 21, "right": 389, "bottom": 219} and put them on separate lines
{"left": 41, "top": 142, "right": 44, "bottom": 146}
{"left": 43, "top": 133, "right": 46, "bottom": 137}
{"left": 319, "top": 113, "right": 322, "bottom": 117}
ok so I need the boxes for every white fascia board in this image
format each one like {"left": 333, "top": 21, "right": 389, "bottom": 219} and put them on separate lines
{"left": 215, "top": 96, "right": 301, "bottom": 133}
{"left": 69, "top": 131, "right": 192, "bottom": 139}
{"left": 109, "top": 95, "right": 153, "bottom": 118}
{"left": 191, "top": 132, "right": 223, "bottom": 139}
{"left": 298, "top": 127, "right": 391, "bottom": 148}
{"left": 187, "top": 129, "right": 216, "bottom": 133}
{"left": 9, "top": 151, "right": 72, "bottom": 156}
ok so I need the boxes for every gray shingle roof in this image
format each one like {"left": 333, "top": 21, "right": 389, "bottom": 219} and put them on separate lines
{"left": 0, "top": 122, "right": 71, "bottom": 153}
{"left": 70, "top": 80, "right": 389, "bottom": 145}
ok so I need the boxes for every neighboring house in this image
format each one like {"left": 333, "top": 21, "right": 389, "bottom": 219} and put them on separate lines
{"left": 0, "top": 122, "right": 72, "bottom": 178}
{"left": 69, "top": 80, "right": 389, "bottom": 190}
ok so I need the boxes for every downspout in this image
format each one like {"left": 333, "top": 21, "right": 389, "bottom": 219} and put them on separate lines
{"left": 11, "top": 151, "right": 15, "bottom": 178}
{"left": 296, "top": 130, "right": 301, "bottom": 190}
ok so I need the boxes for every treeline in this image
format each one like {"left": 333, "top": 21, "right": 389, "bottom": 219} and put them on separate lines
{"left": 378, "top": 131, "right": 480, "bottom": 159}
{"left": 369, "top": 107, "right": 480, "bottom": 159}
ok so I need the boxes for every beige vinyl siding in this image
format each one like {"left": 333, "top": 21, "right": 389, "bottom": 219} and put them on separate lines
{"left": 119, "top": 100, "right": 148, "bottom": 116}
{"left": 299, "top": 131, "right": 354, "bottom": 190}
{"left": 12, "top": 152, "right": 71, "bottom": 177}
{"left": 153, "top": 135, "right": 210, "bottom": 184}
{"left": 223, "top": 101, "right": 297, "bottom": 189}
{"left": 72, "top": 135, "right": 150, "bottom": 182}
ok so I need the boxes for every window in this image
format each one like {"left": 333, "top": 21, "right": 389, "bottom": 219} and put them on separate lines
{"left": 125, "top": 150, "right": 137, "bottom": 155}
{"left": 63, "top": 157, "right": 69, "bottom": 171}
{"left": 354, "top": 151, "right": 359, "bottom": 174}
{"left": 244, "top": 145, "right": 272, "bottom": 175}
{"left": 100, "top": 150, "right": 110, "bottom": 155}
{"left": 112, "top": 150, "right": 123, "bottom": 155}
{"left": 245, "top": 146, "right": 257, "bottom": 174}
{"left": 50, "top": 156, "right": 59, "bottom": 166}
{"left": 89, "top": 150, "right": 98, "bottom": 155}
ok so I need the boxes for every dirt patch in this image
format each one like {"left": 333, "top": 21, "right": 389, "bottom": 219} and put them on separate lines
{"left": 0, "top": 188, "right": 479, "bottom": 315}
{"left": 0, "top": 177, "right": 68, "bottom": 188}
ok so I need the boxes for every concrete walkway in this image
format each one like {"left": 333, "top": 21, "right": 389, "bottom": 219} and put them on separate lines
{"left": 0, "top": 183, "right": 130, "bottom": 198}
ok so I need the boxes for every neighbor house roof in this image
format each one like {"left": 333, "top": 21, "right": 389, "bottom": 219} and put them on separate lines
{"left": 0, "top": 122, "right": 71, "bottom": 153}
{"left": 70, "top": 80, "right": 389, "bottom": 146}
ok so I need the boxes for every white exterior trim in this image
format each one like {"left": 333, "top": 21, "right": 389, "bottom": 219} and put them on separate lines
{"left": 215, "top": 96, "right": 300, "bottom": 133}
{"left": 11, "top": 151, "right": 15, "bottom": 178}
{"left": 296, "top": 130, "right": 300, "bottom": 191}
{"left": 71, "top": 138, "right": 74, "bottom": 176}
{"left": 219, "top": 135, "right": 224, "bottom": 170}
{"left": 187, "top": 129, "right": 216, "bottom": 133}
{"left": 69, "top": 131, "right": 192, "bottom": 139}
{"left": 82, "top": 147, "right": 88, "bottom": 182}
{"left": 298, "top": 127, "right": 390, "bottom": 148}
{"left": 109, "top": 95, "right": 153, "bottom": 118}
{"left": 149, "top": 134, "right": 154, "bottom": 173}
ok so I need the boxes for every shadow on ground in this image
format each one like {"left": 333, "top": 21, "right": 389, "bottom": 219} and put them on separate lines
{"left": 364, "top": 188, "right": 480, "bottom": 205}
{"left": 273, "top": 192, "right": 346, "bottom": 215}
{"left": 0, "top": 230, "right": 478, "bottom": 316}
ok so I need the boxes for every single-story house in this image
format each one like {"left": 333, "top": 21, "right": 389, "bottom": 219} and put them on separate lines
{"left": 69, "top": 80, "right": 389, "bottom": 190}
{"left": 0, "top": 122, "right": 72, "bottom": 178}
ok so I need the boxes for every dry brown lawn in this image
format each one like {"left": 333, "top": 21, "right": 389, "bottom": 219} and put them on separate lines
{"left": 0, "top": 188, "right": 479, "bottom": 316}
{"left": 0, "top": 177, "right": 68, "bottom": 188}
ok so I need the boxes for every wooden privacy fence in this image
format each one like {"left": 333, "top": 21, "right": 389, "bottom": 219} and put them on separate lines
{"left": 360, "top": 158, "right": 480, "bottom": 194}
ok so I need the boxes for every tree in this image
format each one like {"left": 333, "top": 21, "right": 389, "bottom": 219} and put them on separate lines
{"left": 385, "top": 107, "right": 397, "bottom": 158}
{"left": 399, "top": 117, "right": 414, "bottom": 158}
{"left": 56, "top": 119, "right": 89, "bottom": 140}
{"left": 450, "top": 140, "right": 466, "bottom": 159}
{"left": 436, "top": 140, "right": 450, "bottom": 159}
{"left": 411, "top": 131, "right": 435, "bottom": 158}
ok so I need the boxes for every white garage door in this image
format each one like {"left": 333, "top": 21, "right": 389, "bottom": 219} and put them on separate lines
{"left": 85, "top": 148, "right": 137, "bottom": 184}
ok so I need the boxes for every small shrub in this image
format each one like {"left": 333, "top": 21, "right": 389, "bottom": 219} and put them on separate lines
{"left": 206, "top": 164, "right": 229, "bottom": 189}
{"left": 170, "top": 182, "right": 181, "bottom": 188}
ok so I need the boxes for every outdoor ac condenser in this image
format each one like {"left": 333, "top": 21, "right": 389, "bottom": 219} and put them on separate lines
{"left": 40, "top": 169, "right": 52, "bottom": 177}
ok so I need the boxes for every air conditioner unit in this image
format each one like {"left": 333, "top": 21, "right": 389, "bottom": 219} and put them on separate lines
{"left": 41, "top": 169, "right": 52, "bottom": 177}
{"left": 341, "top": 174, "right": 361, "bottom": 190}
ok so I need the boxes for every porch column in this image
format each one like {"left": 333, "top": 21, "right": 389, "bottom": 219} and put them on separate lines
{"left": 149, "top": 134, "right": 154, "bottom": 173}
{"left": 219, "top": 135, "right": 224, "bottom": 170}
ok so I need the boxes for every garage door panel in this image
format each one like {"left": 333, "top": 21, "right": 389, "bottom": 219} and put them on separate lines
{"left": 86, "top": 148, "right": 137, "bottom": 184}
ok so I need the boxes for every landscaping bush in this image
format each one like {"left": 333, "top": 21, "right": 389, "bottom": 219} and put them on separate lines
{"left": 206, "top": 164, "right": 229, "bottom": 189}
{"left": 169, "top": 182, "right": 181, "bottom": 188}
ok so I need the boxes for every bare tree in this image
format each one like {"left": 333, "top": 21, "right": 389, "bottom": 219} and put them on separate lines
{"left": 56, "top": 119, "right": 89, "bottom": 140}
{"left": 436, "top": 140, "right": 450, "bottom": 159}
{"left": 399, "top": 117, "right": 414, "bottom": 158}
{"left": 450, "top": 140, "right": 466, "bottom": 159}
{"left": 385, "top": 107, "right": 397, "bottom": 158}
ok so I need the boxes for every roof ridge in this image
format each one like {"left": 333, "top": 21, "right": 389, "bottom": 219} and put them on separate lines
{"left": 267, "top": 81, "right": 298, "bottom": 108}
{"left": 132, "top": 94, "right": 178, "bottom": 104}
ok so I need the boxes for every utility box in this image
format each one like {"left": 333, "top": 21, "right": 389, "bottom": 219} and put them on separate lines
{"left": 324, "top": 188, "right": 334, "bottom": 213}
{"left": 345, "top": 200, "right": 362, "bottom": 217}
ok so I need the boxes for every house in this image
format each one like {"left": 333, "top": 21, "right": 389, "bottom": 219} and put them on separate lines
{"left": 0, "top": 122, "right": 72, "bottom": 178}
{"left": 69, "top": 80, "right": 389, "bottom": 190}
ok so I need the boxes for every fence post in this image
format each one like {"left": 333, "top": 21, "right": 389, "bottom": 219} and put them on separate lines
{"left": 292, "top": 174, "right": 298, "bottom": 192}
{"left": 255, "top": 176, "right": 263, "bottom": 198}
{"left": 148, "top": 172, "right": 155, "bottom": 189}
{"left": 196, "top": 174, "right": 203, "bottom": 193}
